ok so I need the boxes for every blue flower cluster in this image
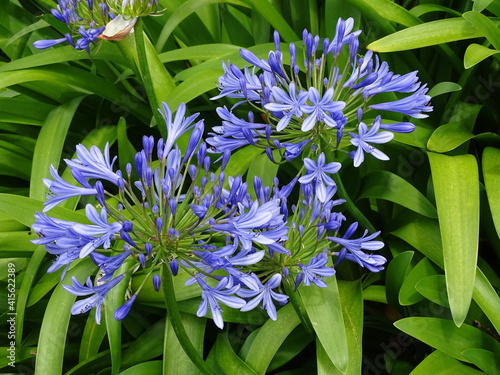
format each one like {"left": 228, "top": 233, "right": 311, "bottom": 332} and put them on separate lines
{"left": 33, "top": 0, "right": 160, "bottom": 51}
{"left": 33, "top": 101, "right": 387, "bottom": 328}
{"left": 208, "top": 18, "right": 432, "bottom": 166}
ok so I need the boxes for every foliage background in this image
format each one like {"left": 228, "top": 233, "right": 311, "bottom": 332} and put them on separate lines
{"left": 1, "top": 0, "right": 500, "bottom": 374}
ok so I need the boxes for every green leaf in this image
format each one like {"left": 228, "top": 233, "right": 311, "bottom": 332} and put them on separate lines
{"left": 399, "top": 258, "right": 441, "bottom": 306}
{"left": 164, "top": 68, "right": 223, "bottom": 108}
{"left": 0, "top": 231, "right": 37, "bottom": 257}
{"left": 385, "top": 251, "right": 413, "bottom": 307}
{"left": 415, "top": 275, "right": 449, "bottom": 307}
{"left": 0, "top": 97, "right": 54, "bottom": 125}
{"left": 159, "top": 43, "right": 240, "bottom": 63}
{"left": 428, "top": 153, "right": 479, "bottom": 326}
{"left": 0, "top": 43, "right": 129, "bottom": 72}
{"left": 79, "top": 313, "right": 107, "bottom": 362}
{"left": 164, "top": 314, "right": 205, "bottom": 375}
{"left": 427, "top": 82, "right": 462, "bottom": 98}
{"left": 462, "top": 348, "right": 500, "bottom": 374}
{"left": 105, "top": 260, "right": 134, "bottom": 375}
{"left": 122, "top": 319, "right": 166, "bottom": 366}
{"left": 409, "top": 350, "right": 484, "bottom": 375}
{"left": 482, "top": 147, "right": 500, "bottom": 239}
{"left": 473, "top": 0, "right": 495, "bottom": 13}
{"left": 343, "top": 0, "right": 421, "bottom": 27}
{"left": 30, "top": 96, "right": 85, "bottom": 201}
{"left": 299, "top": 277, "right": 348, "bottom": 373}
{"left": 409, "top": 4, "right": 462, "bottom": 18}
{"left": 464, "top": 43, "right": 500, "bottom": 69}
{"left": 367, "top": 18, "right": 492, "bottom": 52}
{"left": 317, "top": 280, "right": 363, "bottom": 375}
{"left": 463, "top": 11, "right": 500, "bottom": 50}
{"left": 156, "top": 0, "right": 250, "bottom": 52}
{"left": 117, "top": 117, "right": 137, "bottom": 172}
{"left": 35, "top": 258, "right": 97, "bottom": 375}
{"left": 427, "top": 122, "right": 476, "bottom": 153}
{"left": 394, "top": 317, "right": 500, "bottom": 363}
{"left": 243, "top": 0, "right": 299, "bottom": 43}
{"left": 118, "top": 361, "right": 162, "bottom": 375}
{"left": 160, "top": 264, "right": 217, "bottom": 375}
{"left": 215, "top": 332, "right": 257, "bottom": 375}
{"left": 243, "top": 303, "right": 301, "bottom": 374}
{"left": 358, "top": 171, "right": 437, "bottom": 218}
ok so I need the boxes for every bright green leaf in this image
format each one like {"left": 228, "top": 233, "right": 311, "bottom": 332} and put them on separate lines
{"left": 300, "top": 277, "right": 348, "bottom": 373}
{"left": 358, "top": 171, "right": 437, "bottom": 218}
{"left": 482, "top": 147, "right": 500, "bottom": 239}
{"left": 399, "top": 258, "right": 441, "bottom": 306}
{"left": 367, "top": 18, "right": 490, "bottom": 52}
{"left": 464, "top": 43, "right": 500, "bottom": 69}
{"left": 409, "top": 350, "right": 484, "bottom": 375}
{"left": 428, "top": 153, "right": 479, "bottom": 326}
{"left": 394, "top": 317, "right": 500, "bottom": 363}
{"left": 462, "top": 348, "right": 500, "bottom": 374}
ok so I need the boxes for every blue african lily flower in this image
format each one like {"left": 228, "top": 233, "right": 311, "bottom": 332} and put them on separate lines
{"left": 65, "top": 143, "right": 123, "bottom": 186}
{"left": 195, "top": 277, "right": 246, "bottom": 329}
{"left": 349, "top": 117, "right": 394, "bottom": 167}
{"left": 63, "top": 275, "right": 124, "bottom": 325}
{"left": 208, "top": 17, "right": 432, "bottom": 166}
{"left": 238, "top": 273, "right": 288, "bottom": 320}
{"left": 114, "top": 294, "right": 137, "bottom": 321}
{"left": 328, "top": 222, "right": 386, "bottom": 272}
{"left": 33, "top": 101, "right": 387, "bottom": 329}
{"left": 90, "top": 249, "right": 133, "bottom": 281}
{"left": 298, "top": 153, "right": 341, "bottom": 202}
{"left": 264, "top": 82, "right": 309, "bottom": 131}
{"left": 43, "top": 166, "right": 98, "bottom": 212}
{"left": 72, "top": 205, "right": 122, "bottom": 257}
{"left": 295, "top": 251, "right": 336, "bottom": 288}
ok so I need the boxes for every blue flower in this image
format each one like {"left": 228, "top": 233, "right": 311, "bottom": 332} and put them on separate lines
{"left": 90, "top": 249, "right": 133, "bottom": 281}
{"left": 298, "top": 153, "right": 341, "bottom": 202}
{"left": 212, "top": 200, "right": 287, "bottom": 252}
{"left": 370, "top": 85, "right": 432, "bottom": 119}
{"left": 159, "top": 102, "right": 202, "bottom": 159}
{"left": 238, "top": 273, "right": 288, "bottom": 320}
{"left": 264, "top": 82, "right": 308, "bottom": 131}
{"left": 302, "top": 87, "right": 346, "bottom": 131}
{"left": 43, "top": 166, "right": 98, "bottom": 212}
{"left": 114, "top": 294, "right": 137, "bottom": 321}
{"left": 65, "top": 143, "right": 123, "bottom": 185}
{"left": 328, "top": 222, "right": 386, "bottom": 272}
{"left": 212, "top": 62, "right": 262, "bottom": 102}
{"left": 195, "top": 277, "right": 246, "bottom": 329}
{"left": 296, "top": 251, "right": 336, "bottom": 288}
{"left": 63, "top": 275, "right": 124, "bottom": 324}
{"left": 349, "top": 117, "right": 394, "bottom": 167}
{"left": 72, "top": 205, "right": 122, "bottom": 257}
{"left": 33, "top": 34, "right": 75, "bottom": 49}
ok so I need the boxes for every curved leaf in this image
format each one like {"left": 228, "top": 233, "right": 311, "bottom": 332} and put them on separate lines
{"left": 358, "top": 171, "right": 437, "bottom": 218}
{"left": 464, "top": 43, "right": 500, "bottom": 69}
{"left": 394, "top": 317, "right": 500, "bottom": 363}
{"left": 368, "top": 18, "right": 491, "bottom": 52}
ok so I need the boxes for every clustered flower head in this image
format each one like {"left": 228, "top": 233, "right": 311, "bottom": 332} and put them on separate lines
{"left": 33, "top": 0, "right": 160, "bottom": 51}
{"left": 208, "top": 18, "right": 432, "bottom": 166}
{"left": 32, "top": 102, "right": 387, "bottom": 329}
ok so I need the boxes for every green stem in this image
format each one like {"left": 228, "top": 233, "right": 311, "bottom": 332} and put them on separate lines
{"left": 161, "top": 264, "right": 217, "bottom": 375}
{"left": 134, "top": 17, "right": 166, "bottom": 137}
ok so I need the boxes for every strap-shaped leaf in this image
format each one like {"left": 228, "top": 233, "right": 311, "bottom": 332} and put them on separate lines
{"left": 428, "top": 152, "right": 479, "bottom": 327}
{"left": 358, "top": 171, "right": 437, "bottom": 218}
{"left": 368, "top": 18, "right": 495, "bottom": 52}
{"left": 299, "top": 277, "right": 348, "bottom": 373}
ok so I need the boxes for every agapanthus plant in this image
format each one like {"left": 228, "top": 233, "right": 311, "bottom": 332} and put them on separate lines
{"left": 208, "top": 17, "right": 432, "bottom": 165}
{"left": 32, "top": 102, "right": 386, "bottom": 329}
{"left": 33, "top": 0, "right": 161, "bottom": 51}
